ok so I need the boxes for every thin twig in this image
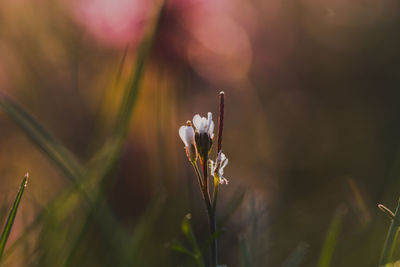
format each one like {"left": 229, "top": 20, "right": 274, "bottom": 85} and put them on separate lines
{"left": 217, "top": 91, "right": 225, "bottom": 153}
{"left": 212, "top": 92, "right": 225, "bottom": 210}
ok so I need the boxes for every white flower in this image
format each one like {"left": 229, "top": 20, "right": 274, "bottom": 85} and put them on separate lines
{"left": 209, "top": 152, "right": 229, "bottom": 184}
{"left": 179, "top": 123, "right": 195, "bottom": 147}
{"left": 193, "top": 112, "right": 214, "bottom": 139}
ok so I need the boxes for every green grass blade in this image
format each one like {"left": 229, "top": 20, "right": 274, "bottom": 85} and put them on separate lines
{"left": 0, "top": 93, "right": 84, "bottom": 182}
{"left": 112, "top": 3, "right": 164, "bottom": 140}
{"left": 0, "top": 174, "right": 28, "bottom": 260}
{"left": 166, "top": 240, "right": 195, "bottom": 258}
{"left": 92, "top": 3, "right": 166, "bottom": 194}
{"left": 317, "top": 206, "right": 346, "bottom": 267}
{"left": 180, "top": 214, "right": 205, "bottom": 267}
{"left": 380, "top": 198, "right": 400, "bottom": 266}
{"left": 181, "top": 214, "right": 201, "bottom": 255}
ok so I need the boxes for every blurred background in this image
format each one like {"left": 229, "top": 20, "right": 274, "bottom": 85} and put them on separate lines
{"left": 1, "top": 0, "right": 400, "bottom": 266}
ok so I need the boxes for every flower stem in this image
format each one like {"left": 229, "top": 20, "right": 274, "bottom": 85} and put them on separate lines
{"left": 192, "top": 162, "right": 204, "bottom": 190}
{"left": 212, "top": 91, "right": 225, "bottom": 211}
{"left": 206, "top": 91, "right": 225, "bottom": 267}
{"left": 217, "top": 91, "right": 225, "bottom": 153}
{"left": 379, "top": 197, "right": 400, "bottom": 266}
{"left": 212, "top": 176, "right": 219, "bottom": 212}
{"left": 201, "top": 155, "right": 217, "bottom": 267}
{"left": 208, "top": 210, "right": 217, "bottom": 267}
{"left": 201, "top": 156, "right": 212, "bottom": 213}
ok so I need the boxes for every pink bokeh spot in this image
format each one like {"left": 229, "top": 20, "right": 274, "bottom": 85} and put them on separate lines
{"left": 184, "top": 6, "right": 253, "bottom": 83}
{"left": 72, "top": 0, "right": 153, "bottom": 47}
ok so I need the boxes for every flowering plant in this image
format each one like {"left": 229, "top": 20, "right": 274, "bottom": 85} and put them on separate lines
{"left": 178, "top": 92, "right": 227, "bottom": 267}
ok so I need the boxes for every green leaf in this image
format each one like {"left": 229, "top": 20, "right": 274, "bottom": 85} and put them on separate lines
{"left": 202, "top": 229, "right": 226, "bottom": 253}
{"left": 0, "top": 174, "right": 28, "bottom": 260}
{"left": 282, "top": 243, "right": 309, "bottom": 267}
{"left": 166, "top": 240, "right": 195, "bottom": 258}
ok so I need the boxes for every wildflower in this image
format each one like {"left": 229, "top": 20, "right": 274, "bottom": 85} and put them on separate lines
{"left": 209, "top": 152, "right": 229, "bottom": 184}
{"left": 193, "top": 112, "right": 214, "bottom": 159}
{"left": 179, "top": 121, "right": 197, "bottom": 162}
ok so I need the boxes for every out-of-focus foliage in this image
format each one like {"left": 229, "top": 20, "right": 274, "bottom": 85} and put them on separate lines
{"left": 0, "top": 0, "right": 400, "bottom": 266}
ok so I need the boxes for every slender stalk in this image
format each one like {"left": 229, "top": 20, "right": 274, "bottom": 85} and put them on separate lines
{"left": 202, "top": 157, "right": 209, "bottom": 196}
{"left": 192, "top": 162, "right": 204, "bottom": 191}
{"left": 212, "top": 92, "right": 225, "bottom": 211}
{"left": 212, "top": 176, "right": 219, "bottom": 212}
{"left": 379, "top": 198, "right": 400, "bottom": 266}
{"left": 201, "top": 155, "right": 217, "bottom": 267}
{"left": 206, "top": 91, "right": 225, "bottom": 266}
{"left": 217, "top": 92, "right": 225, "bottom": 153}
{"left": 208, "top": 210, "right": 217, "bottom": 267}
{"left": 201, "top": 156, "right": 212, "bottom": 213}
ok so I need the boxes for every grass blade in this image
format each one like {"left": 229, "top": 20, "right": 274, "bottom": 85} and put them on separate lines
{"left": 0, "top": 93, "right": 84, "bottom": 183}
{"left": 0, "top": 173, "right": 29, "bottom": 260}
{"left": 380, "top": 198, "right": 400, "bottom": 266}
{"left": 181, "top": 214, "right": 201, "bottom": 254}
{"left": 166, "top": 240, "right": 195, "bottom": 258}
{"left": 180, "top": 214, "right": 205, "bottom": 267}
{"left": 317, "top": 205, "right": 346, "bottom": 267}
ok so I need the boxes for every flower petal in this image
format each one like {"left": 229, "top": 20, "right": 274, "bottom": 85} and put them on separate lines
{"left": 207, "top": 112, "right": 213, "bottom": 125}
{"left": 209, "top": 160, "right": 216, "bottom": 176}
{"left": 221, "top": 157, "right": 229, "bottom": 170}
{"left": 219, "top": 176, "right": 229, "bottom": 184}
{"left": 179, "top": 126, "right": 190, "bottom": 146}
{"left": 201, "top": 117, "right": 208, "bottom": 132}
{"left": 208, "top": 120, "right": 214, "bottom": 137}
{"left": 192, "top": 114, "right": 202, "bottom": 130}
{"left": 185, "top": 126, "right": 195, "bottom": 144}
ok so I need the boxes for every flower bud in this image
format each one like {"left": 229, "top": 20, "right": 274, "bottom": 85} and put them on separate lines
{"left": 179, "top": 121, "right": 198, "bottom": 163}
{"left": 192, "top": 113, "right": 214, "bottom": 160}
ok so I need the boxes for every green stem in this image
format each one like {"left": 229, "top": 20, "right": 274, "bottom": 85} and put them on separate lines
{"left": 212, "top": 175, "right": 219, "bottom": 212}
{"left": 201, "top": 157, "right": 212, "bottom": 213}
{"left": 201, "top": 155, "right": 217, "bottom": 267}
{"left": 208, "top": 210, "right": 217, "bottom": 267}
{"left": 379, "top": 198, "right": 400, "bottom": 266}
{"left": 192, "top": 162, "right": 204, "bottom": 190}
